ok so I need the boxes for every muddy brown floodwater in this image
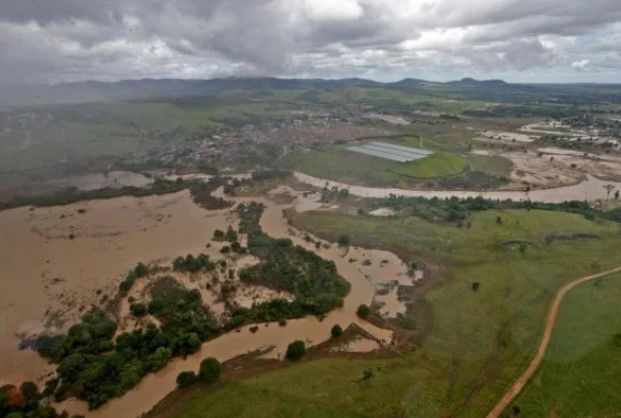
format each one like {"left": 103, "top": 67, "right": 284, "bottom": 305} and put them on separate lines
{"left": 0, "top": 185, "right": 408, "bottom": 418}
{"left": 59, "top": 192, "right": 399, "bottom": 417}
{"left": 0, "top": 190, "right": 231, "bottom": 385}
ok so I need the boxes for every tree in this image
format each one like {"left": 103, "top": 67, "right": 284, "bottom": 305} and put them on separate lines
{"left": 472, "top": 282, "right": 480, "bottom": 291}
{"left": 119, "top": 272, "right": 137, "bottom": 296}
{"left": 225, "top": 226, "right": 238, "bottom": 243}
{"left": 356, "top": 304, "right": 370, "bottom": 319}
{"left": 148, "top": 347, "right": 172, "bottom": 372}
{"left": 175, "top": 332, "right": 201, "bottom": 356}
{"left": 133, "top": 262, "right": 149, "bottom": 278}
{"left": 337, "top": 234, "right": 350, "bottom": 247}
{"left": 286, "top": 340, "right": 306, "bottom": 361}
{"left": 496, "top": 215, "right": 502, "bottom": 225}
{"left": 148, "top": 298, "right": 165, "bottom": 315}
{"left": 199, "top": 357, "right": 221, "bottom": 383}
{"left": 130, "top": 302, "right": 147, "bottom": 317}
{"left": 331, "top": 324, "right": 343, "bottom": 338}
{"left": 213, "top": 229, "right": 225, "bottom": 241}
{"left": 19, "top": 381, "right": 38, "bottom": 404}
{"left": 176, "top": 371, "right": 197, "bottom": 388}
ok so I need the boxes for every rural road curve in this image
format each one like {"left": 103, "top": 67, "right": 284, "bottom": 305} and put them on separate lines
{"left": 486, "top": 266, "right": 621, "bottom": 418}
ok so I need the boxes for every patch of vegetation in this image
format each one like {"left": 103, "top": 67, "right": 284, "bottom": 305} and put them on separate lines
{"left": 356, "top": 304, "right": 370, "bottom": 319}
{"left": 286, "top": 340, "right": 307, "bottom": 361}
{"left": 198, "top": 358, "right": 222, "bottom": 384}
{"left": 223, "top": 169, "right": 292, "bottom": 195}
{"left": 331, "top": 324, "right": 343, "bottom": 338}
{"left": 235, "top": 202, "right": 350, "bottom": 319}
{"left": 362, "top": 194, "right": 613, "bottom": 226}
{"left": 189, "top": 180, "right": 231, "bottom": 210}
{"left": 172, "top": 254, "right": 216, "bottom": 273}
{"left": 0, "top": 174, "right": 232, "bottom": 213}
{"left": 0, "top": 178, "right": 190, "bottom": 211}
{"left": 0, "top": 382, "right": 60, "bottom": 418}
{"left": 119, "top": 263, "right": 149, "bottom": 296}
{"left": 176, "top": 371, "right": 197, "bottom": 388}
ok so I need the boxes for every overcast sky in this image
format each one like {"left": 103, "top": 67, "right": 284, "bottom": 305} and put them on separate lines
{"left": 1, "top": 0, "right": 621, "bottom": 84}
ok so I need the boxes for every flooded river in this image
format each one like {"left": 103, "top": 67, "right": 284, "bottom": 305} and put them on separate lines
{"left": 294, "top": 171, "right": 621, "bottom": 203}
{"left": 1, "top": 186, "right": 407, "bottom": 417}
{"left": 59, "top": 191, "right": 401, "bottom": 417}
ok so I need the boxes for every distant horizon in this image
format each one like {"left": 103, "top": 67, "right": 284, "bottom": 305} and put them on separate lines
{"left": 4, "top": 75, "right": 621, "bottom": 88}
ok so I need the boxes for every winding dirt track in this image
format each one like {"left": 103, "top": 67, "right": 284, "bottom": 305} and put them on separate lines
{"left": 486, "top": 266, "right": 621, "bottom": 418}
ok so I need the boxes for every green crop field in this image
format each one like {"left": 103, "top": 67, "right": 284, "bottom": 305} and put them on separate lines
{"left": 151, "top": 208, "right": 621, "bottom": 418}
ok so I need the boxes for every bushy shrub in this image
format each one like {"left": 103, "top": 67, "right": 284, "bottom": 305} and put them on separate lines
{"left": 286, "top": 340, "right": 306, "bottom": 361}
{"left": 356, "top": 304, "right": 370, "bottom": 319}
{"left": 176, "top": 371, "right": 197, "bottom": 388}
{"left": 330, "top": 324, "right": 343, "bottom": 338}
{"left": 133, "top": 262, "right": 149, "bottom": 278}
{"left": 198, "top": 358, "right": 221, "bottom": 383}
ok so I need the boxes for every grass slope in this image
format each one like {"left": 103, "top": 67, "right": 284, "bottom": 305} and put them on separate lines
{"left": 511, "top": 273, "right": 621, "bottom": 417}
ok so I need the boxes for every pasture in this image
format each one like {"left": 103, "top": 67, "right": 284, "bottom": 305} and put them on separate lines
{"left": 149, "top": 208, "right": 621, "bottom": 418}
{"left": 512, "top": 273, "right": 621, "bottom": 417}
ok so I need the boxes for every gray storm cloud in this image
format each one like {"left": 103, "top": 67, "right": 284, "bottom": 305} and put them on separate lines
{"left": 0, "top": 0, "right": 620, "bottom": 84}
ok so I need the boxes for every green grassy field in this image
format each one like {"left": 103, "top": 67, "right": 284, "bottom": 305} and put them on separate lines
{"left": 281, "top": 135, "right": 515, "bottom": 187}
{"left": 282, "top": 143, "right": 471, "bottom": 187}
{"left": 466, "top": 154, "right": 513, "bottom": 178}
{"left": 151, "top": 209, "right": 621, "bottom": 418}
{"left": 511, "top": 273, "right": 621, "bottom": 417}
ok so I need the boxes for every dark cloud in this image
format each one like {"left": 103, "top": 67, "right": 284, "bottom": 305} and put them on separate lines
{"left": 0, "top": 0, "right": 620, "bottom": 84}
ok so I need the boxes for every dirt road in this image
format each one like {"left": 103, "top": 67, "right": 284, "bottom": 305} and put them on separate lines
{"left": 486, "top": 266, "right": 621, "bottom": 418}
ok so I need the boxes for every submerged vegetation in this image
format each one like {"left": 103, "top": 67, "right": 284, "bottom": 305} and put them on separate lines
{"left": 236, "top": 202, "right": 350, "bottom": 317}
{"left": 0, "top": 178, "right": 189, "bottom": 211}
{"left": 0, "top": 176, "right": 231, "bottom": 211}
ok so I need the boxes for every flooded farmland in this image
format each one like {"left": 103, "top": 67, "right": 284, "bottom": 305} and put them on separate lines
{"left": 1, "top": 185, "right": 410, "bottom": 418}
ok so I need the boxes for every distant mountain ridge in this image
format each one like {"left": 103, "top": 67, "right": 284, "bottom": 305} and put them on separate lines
{"left": 1, "top": 76, "right": 621, "bottom": 107}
